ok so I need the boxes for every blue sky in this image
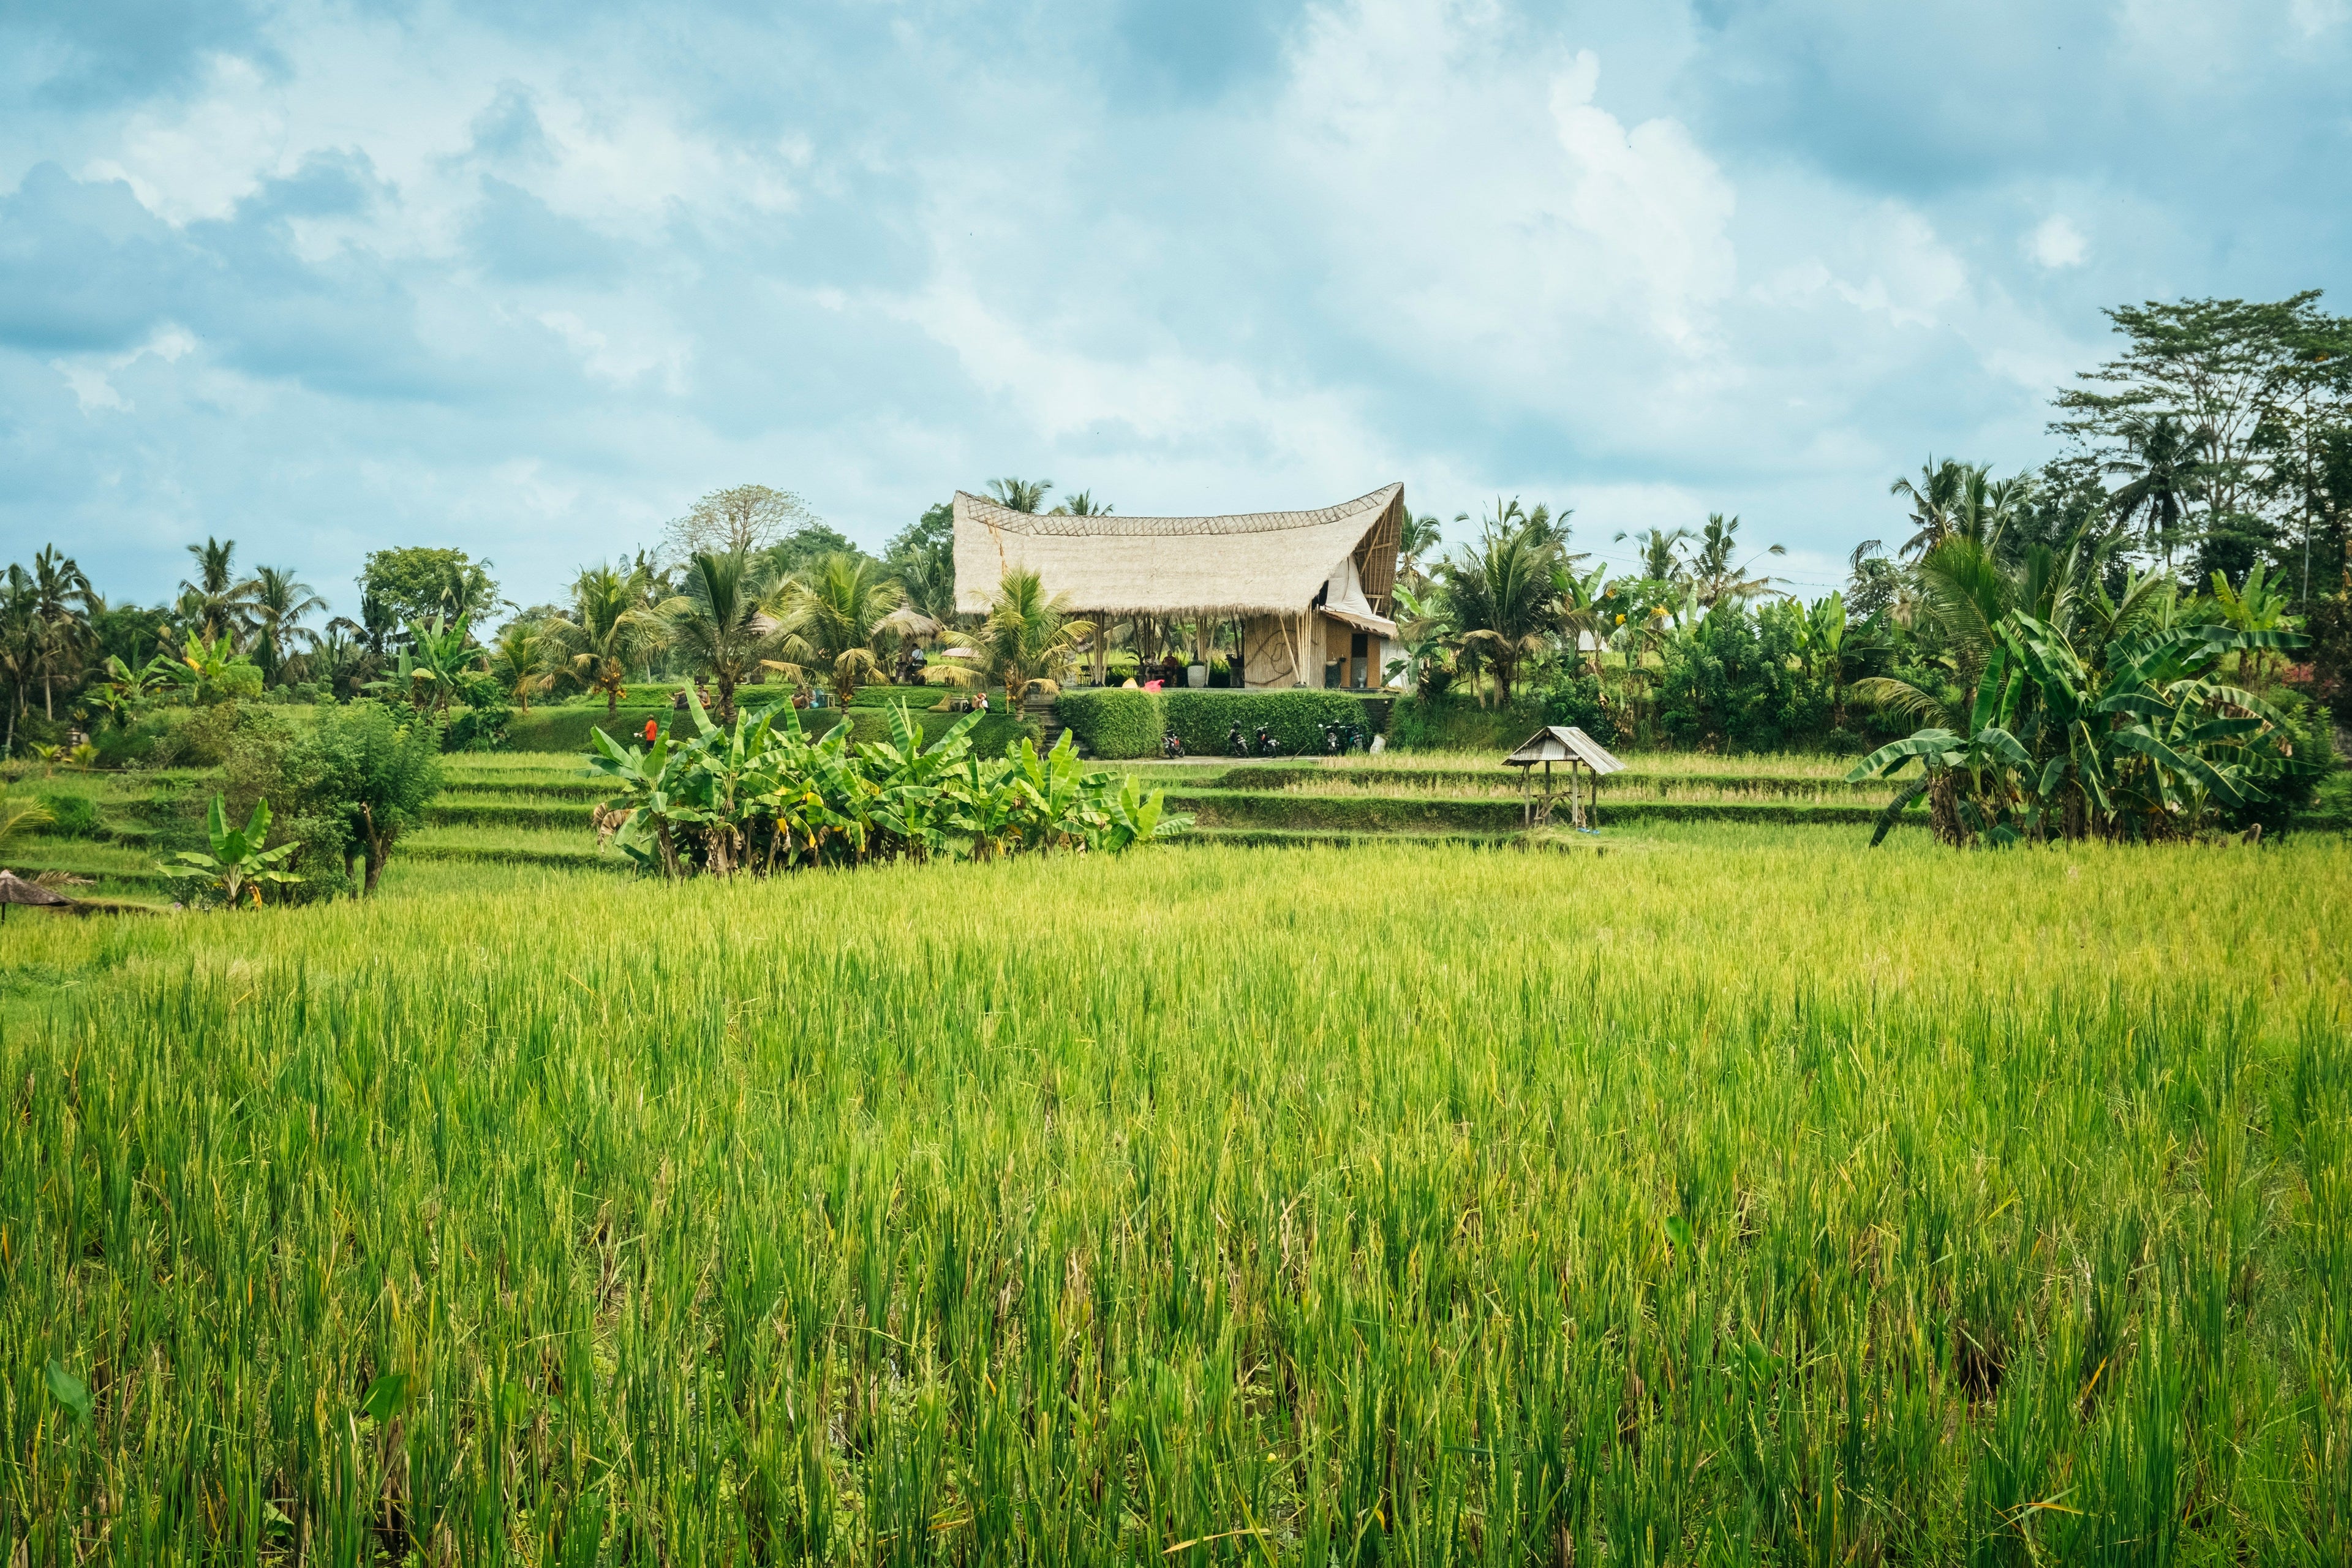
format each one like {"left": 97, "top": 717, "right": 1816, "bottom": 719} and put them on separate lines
{"left": 4, "top": 0, "right": 2349, "bottom": 613}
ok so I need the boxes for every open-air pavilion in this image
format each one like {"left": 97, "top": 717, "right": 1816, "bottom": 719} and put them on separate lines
{"left": 1504, "top": 725, "right": 1626, "bottom": 830}
{"left": 950, "top": 484, "right": 1407, "bottom": 690}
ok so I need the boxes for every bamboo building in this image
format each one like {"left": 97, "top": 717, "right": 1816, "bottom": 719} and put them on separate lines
{"left": 950, "top": 483, "right": 1406, "bottom": 690}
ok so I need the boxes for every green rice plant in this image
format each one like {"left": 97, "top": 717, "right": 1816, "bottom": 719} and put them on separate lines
{"left": 1, "top": 835, "right": 2346, "bottom": 1562}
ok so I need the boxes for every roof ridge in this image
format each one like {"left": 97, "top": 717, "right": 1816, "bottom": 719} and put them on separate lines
{"left": 952, "top": 483, "right": 1400, "bottom": 539}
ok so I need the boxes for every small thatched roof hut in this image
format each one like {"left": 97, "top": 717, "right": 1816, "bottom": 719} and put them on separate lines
{"left": 0, "top": 869, "right": 74, "bottom": 920}
{"left": 951, "top": 483, "right": 1406, "bottom": 690}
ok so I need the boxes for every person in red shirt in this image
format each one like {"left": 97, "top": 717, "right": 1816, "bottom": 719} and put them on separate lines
{"left": 643, "top": 718, "right": 658, "bottom": 745}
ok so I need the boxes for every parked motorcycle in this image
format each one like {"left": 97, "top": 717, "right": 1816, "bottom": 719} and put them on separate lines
{"left": 1163, "top": 732, "right": 1186, "bottom": 760}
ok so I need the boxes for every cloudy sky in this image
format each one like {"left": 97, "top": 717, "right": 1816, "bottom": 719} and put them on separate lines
{"left": 5, "top": 0, "right": 2349, "bottom": 613}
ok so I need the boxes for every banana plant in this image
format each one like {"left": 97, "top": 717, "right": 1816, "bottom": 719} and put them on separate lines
{"left": 586, "top": 682, "right": 1185, "bottom": 877}
{"left": 159, "top": 795, "right": 303, "bottom": 908}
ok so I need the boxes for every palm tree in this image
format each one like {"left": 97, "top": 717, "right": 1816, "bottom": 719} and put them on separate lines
{"left": 307, "top": 620, "right": 377, "bottom": 697}
{"left": 1441, "top": 519, "right": 1558, "bottom": 705}
{"left": 29, "top": 548, "right": 94, "bottom": 719}
{"left": 180, "top": 537, "right": 257, "bottom": 641}
{"left": 1397, "top": 512, "right": 1446, "bottom": 585}
{"left": 662, "top": 551, "right": 783, "bottom": 722}
{"left": 1616, "top": 526, "right": 1695, "bottom": 585}
{"left": 986, "top": 477, "right": 1054, "bottom": 513}
{"left": 1849, "top": 537, "right": 2019, "bottom": 733}
{"left": 895, "top": 544, "right": 958, "bottom": 623}
{"left": 1890, "top": 458, "right": 1970, "bottom": 557}
{"left": 248, "top": 567, "right": 327, "bottom": 686}
{"left": 2106, "top": 414, "right": 2197, "bottom": 569}
{"left": 943, "top": 567, "right": 1093, "bottom": 712}
{"left": 1688, "top": 513, "right": 1786, "bottom": 607}
{"left": 488, "top": 619, "right": 560, "bottom": 713}
{"left": 769, "top": 552, "right": 903, "bottom": 707}
{"left": 1049, "top": 491, "right": 1112, "bottom": 516}
{"left": 558, "top": 564, "right": 668, "bottom": 715}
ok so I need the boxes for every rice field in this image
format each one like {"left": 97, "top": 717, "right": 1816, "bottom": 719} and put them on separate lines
{"left": 6, "top": 830, "right": 2350, "bottom": 1565}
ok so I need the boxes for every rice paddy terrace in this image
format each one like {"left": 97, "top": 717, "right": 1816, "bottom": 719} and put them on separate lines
{"left": 6, "top": 734, "right": 2352, "bottom": 1563}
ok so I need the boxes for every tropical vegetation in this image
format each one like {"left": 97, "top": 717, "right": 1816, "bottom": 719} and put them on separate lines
{"left": 587, "top": 687, "right": 1182, "bottom": 875}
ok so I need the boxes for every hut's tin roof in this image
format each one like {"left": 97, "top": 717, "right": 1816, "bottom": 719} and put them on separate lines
{"left": 1504, "top": 726, "right": 1626, "bottom": 774}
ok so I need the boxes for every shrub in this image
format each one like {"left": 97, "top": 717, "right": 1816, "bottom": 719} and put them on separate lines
{"left": 1160, "top": 690, "right": 1381, "bottom": 758}
{"left": 1055, "top": 690, "right": 1165, "bottom": 759}
{"left": 34, "top": 791, "right": 101, "bottom": 839}
{"left": 1388, "top": 695, "right": 1549, "bottom": 753}
{"left": 1655, "top": 603, "right": 1825, "bottom": 751}
{"left": 445, "top": 701, "right": 512, "bottom": 753}
{"left": 1535, "top": 673, "right": 1619, "bottom": 747}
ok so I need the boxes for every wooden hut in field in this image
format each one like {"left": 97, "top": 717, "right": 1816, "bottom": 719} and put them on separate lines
{"left": 950, "top": 484, "right": 1406, "bottom": 690}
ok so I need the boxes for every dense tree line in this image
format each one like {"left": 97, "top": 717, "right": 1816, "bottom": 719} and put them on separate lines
{"left": 6, "top": 293, "right": 2349, "bottom": 787}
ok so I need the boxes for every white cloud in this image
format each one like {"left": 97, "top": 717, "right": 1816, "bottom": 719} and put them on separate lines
{"left": 2026, "top": 213, "right": 2087, "bottom": 269}
{"left": 47, "top": 324, "right": 200, "bottom": 414}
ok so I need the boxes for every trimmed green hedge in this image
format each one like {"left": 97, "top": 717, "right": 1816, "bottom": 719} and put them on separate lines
{"left": 1055, "top": 690, "right": 1165, "bottom": 759}
{"left": 1163, "top": 690, "right": 1382, "bottom": 758}
{"left": 1053, "top": 688, "right": 1382, "bottom": 759}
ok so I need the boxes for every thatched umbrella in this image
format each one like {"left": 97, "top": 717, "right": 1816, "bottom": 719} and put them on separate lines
{"left": 876, "top": 605, "right": 943, "bottom": 643}
{"left": 0, "top": 869, "right": 74, "bottom": 921}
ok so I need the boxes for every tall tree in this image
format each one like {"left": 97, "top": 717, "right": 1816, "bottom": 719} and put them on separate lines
{"left": 770, "top": 553, "right": 903, "bottom": 707}
{"left": 179, "top": 537, "right": 257, "bottom": 641}
{"left": 29, "top": 548, "right": 94, "bottom": 719}
{"left": 359, "top": 548, "right": 502, "bottom": 641}
{"left": 1049, "top": 491, "right": 1112, "bottom": 517}
{"left": 666, "top": 484, "right": 817, "bottom": 560}
{"left": 944, "top": 567, "right": 1092, "bottom": 711}
{"left": 1441, "top": 516, "right": 1559, "bottom": 704}
{"left": 1689, "top": 513, "right": 1785, "bottom": 607}
{"left": 2053, "top": 293, "right": 2347, "bottom": 581}
{"left": 1616, "top": 526, "right": 1695, "bottom": 585}
{"left": 248, "top": 567, "right": 327, "bottom": 686}
{"left": 1396, "top": 512, "right": 1446, "bottom": 586}
{"left": 662, "top": 551, "right": 783, "bottom": 721}
{"left": 558, "top": 563, "right": 668, "bottom": 715}
{"left": 488, "top": 618, "right": 560, "bottom": 713}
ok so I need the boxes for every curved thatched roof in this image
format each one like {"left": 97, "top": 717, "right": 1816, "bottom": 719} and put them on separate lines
{"left": 0, "top": 870, "right": 73, "bottom": 908}
{"left": 952, "top": 483, "right": 1404, "bottom": 620}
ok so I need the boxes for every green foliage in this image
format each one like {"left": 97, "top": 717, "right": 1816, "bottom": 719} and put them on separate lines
{"left": 443, "top": 697, "right": 511, "bottom": 753}
{"left": 233, "top": 700, "right": 445, "bottom": 897}
{"left": 1656, "top": 600, "right": 1825, "bottom": 751}
{"left": 1053, "top": 688, "right": 1165, "bottom": 759}
{"left": 33, "top": 791, "right": 100, "bottom": 839}
{"left": 359, "top": 547, "right": 500, "bottom": 634}
{"left": 1389, "top": 693, "right": 1549, "bottom": 753}
{"left": 1534, "top": 671, "right": 1618, "bottom": 745}
{"left": 586, "top": 686, "right": 1183, "bottom": 875}
{"left": 158, "top": 794, "right": 303, "bottom": 907}
{"left": 1849, "top": 595, "right": 2312, "bottom": 845}
{"left": 2301, "top": 591, "right": 2352, "bottom": 728}
{"left": 1159, "top": 689, "right": 1382, "bottom": 756}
